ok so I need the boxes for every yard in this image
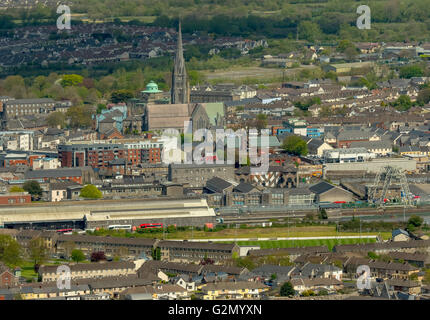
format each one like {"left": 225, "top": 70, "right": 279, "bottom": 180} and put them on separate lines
{"left": 103, "top": 225, "right": 391, "bottom": 241}
{"left": 233, "top": 237, "right": 377, "bottom": 251}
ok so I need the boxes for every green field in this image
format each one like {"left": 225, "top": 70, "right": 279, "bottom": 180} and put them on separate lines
{"left": 19, "top": 261, "right": 38, "bottom": 281}
{"left": 92, "top": 225, "right": 392, "bottom": 241}
{"left": 233, "top": 237, "right": 377, "bottom": 251}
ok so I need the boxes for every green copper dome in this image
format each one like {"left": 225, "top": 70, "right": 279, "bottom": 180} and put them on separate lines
{"left": 142, "top": 80, "right": 162, "bottom": 93}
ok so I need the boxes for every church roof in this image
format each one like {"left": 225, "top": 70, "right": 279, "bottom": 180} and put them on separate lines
{"left": 146, "top": 104, "right": 192, "bottom": 130}
{"left": 202, "top": 102, "right": 224, "bottom": 126}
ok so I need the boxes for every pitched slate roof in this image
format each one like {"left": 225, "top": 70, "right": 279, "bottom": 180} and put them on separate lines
{"left": 39, "top": 261, "right": 136, "bottom": 274}
{"left": 205, "top": 177, "right": 232, "bottom": 193}
{"left": 290, "top": 277, "right": 342, "bottom": 287}
{"left": 252, "top": 265, "right": 295, "bottom": 276}
{"left": 233, "top": 182, "right": 256, "bottom": 193}
{"left": 25, "top": 168, "right": 83, "bottom": 179}
{"left": 146, "top": 103, "right": 192, "bottom": 130}
{"left": 120, "top": 284, "right": 187, "bottom": 295}
{"left": 56, "top": 234, "right": 157, "bottom": 247}
{"left": 201, "top": 281, "right": 268, "bottom": 292}
{"left": 309, "top": 181, "right": 335, "bottom": 194}
{"left": 157, "top": 240, "right": 237, "bottom": 251}
{"left": 333, "top": 239, "right": 430, "bottom": 253}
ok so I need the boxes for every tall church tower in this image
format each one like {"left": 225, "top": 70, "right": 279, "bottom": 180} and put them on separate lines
{"left": 171, "top": 21, "right": 190, "bottom": 104}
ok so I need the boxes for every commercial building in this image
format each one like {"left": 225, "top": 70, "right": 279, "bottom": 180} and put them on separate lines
{"left": 2, "top": 98, "right": 55, "bottom": 119}
{"left": 324, "top": 158, "right": 417, "bottom": 174}
{"left": 0, "top": 192, "right": 31, "bottom": 205}
{"left": 309, "top": 181, "right": 354, "bottom": 203}
{"left": 323, "top": 148, "right": 376, "bottom": 163}
{"left": 58, "top": 140, "right": 163, "bottom": 169}
{"left": 169, "top": 164, "right": 235, "bottom": 188}
{"left": 156, "top": 241, "right": 240, "bottom": 263}
{"left": 0, "top": 197, "right": 216, "bottom": 230}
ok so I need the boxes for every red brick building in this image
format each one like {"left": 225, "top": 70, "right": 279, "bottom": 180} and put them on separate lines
{"left": 58, "top": 141, "right": 163, "bottom": 170}
{"left": 0, "top": 263, "right": 18, "bottom": 288}
{"left": 0, "top": 193, "right": 31, "bottom": 205}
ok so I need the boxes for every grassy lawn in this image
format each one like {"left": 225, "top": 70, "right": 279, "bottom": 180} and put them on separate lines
{"left": 19, "top": 261, "right": 38, "bottom": 281}
{"left": 202, "top": 65, "right": 319, "bottom": 84}
{"left": 108, "top": 225, "right": 391, "bottom": 240}
{"left": 17, "top": 259, "right": 91, "bottom": 282}
{"left": 233, "top": 237, "right": 377, "bottom": 251}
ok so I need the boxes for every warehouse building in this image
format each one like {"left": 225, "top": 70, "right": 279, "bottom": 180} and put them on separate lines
{"left": 0, "top": 198, "right": 216, "bottom": 229}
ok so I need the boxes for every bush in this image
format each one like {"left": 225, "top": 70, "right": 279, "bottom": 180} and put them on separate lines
{"left": 90, "top": 251, "right": 106, "bottom": 262}
{"left": 282, "top": 136, "right": 308, "bottom": 156}
{"left": 9, "top": 186, "right": 25, "bottom": 193}
{"left": 318, "top": 289, "right": 328, "bottom": 296}
{"left": 80, "top": 184, "right": 102, "bottom": 199}
{"left": 301, "top": 290, "right": 315, "bottom": 297}
{"left": 71, "top": 249, "right": 86, "bottom": 262}
{"left": 280, "top": 282, "right": 295, "bottom": 297}
{"left": 408, "top": 215, "right": 424, "bottom": 228}
{"left": 23, "top": 180, "right": 43, "bottom": 198}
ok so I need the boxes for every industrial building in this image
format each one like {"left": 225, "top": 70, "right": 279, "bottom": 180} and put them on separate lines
{"left": 0, "top": 197, "right": 216, "bottom": 230}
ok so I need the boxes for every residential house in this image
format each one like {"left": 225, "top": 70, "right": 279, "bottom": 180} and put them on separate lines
{"left": 119, "top": 284, "right": 189, "bottom": 300}
{"left": 200, "top": 281, "right": 269, "bottom": 300}
{"left": 290, "top": 278, "right": 343, "bottom": 294}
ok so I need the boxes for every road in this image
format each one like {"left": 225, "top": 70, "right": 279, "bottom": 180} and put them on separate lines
{"left": 168, "top": 235, "right": 378, "bottom": 242}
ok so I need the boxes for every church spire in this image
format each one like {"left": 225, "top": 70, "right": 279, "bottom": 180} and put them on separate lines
{"left": 171, "top": 20, "right": 189, "bottom": 104}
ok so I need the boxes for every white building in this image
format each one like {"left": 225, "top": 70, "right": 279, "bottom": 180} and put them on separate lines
{"left": 323, "top": 147, "right": 376, "bottom": 163}
{"left": 32, "top": 157, "right": 61, "bottom": 170}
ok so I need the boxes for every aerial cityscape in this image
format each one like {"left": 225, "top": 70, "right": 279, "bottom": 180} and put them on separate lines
{"left": 1, "top": 0, "right": 430, "bottom": 305}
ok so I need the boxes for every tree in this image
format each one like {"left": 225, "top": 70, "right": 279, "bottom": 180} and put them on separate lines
{"left": 63, "top": 241, "right": 76, "bottom": 258}
{"left": 408, "top": 215, "right": 424, "bottom": 228}
{"left": 28, "top": 237, "right": 48, "bottom": 268}
{"left": 235, "top": 256, "right": 255, "bottom": 270}
{"left": 280, "top": 281, "right": 295, "bottom": 297}
{"left": 80, "top": 185, "right": 102, "bottom": 199}
{"left": 200, "top": 257, "right": 215, "bottom": 265}
{"left": 61, "top": 74, "right": 84, "bottom": 87}
{"left": 282, "top": 136, "right": 308, "bottom": 156}
{"left": 319, "top": 208, "right": 328, "bottom": 220}
{"left": 256, "top": 113, "right": 268, "bottom": 130}
{"left": 390, "top": 95, "right": 413, "bottom": 111}
{"left": 344, "top": 46, "right": 359, "bottom": 61}
{"left": 298, "top": 21, "right": 321, "bottom": 42}
{"left": 151, "top": 247, "right": 161, "bottom": 261}
{"left": 71, "top": 249, "right": 86, "bottom": 263}
{"left": 91, "top": 251, "right": 106, "bottom": 262}
{"left": 9, "top": 186, "right": 25, "bottom": 193}
{"left": 301, "top": 290, "right": 315, "bottom": 297}
{"left": 0, "top": 235, "right": 22, "bottom": 267}
{"left": 66, "top": 106, "right": 93, "bottom": 129}
{"left": 318, "top": 289, "right": 328, "bottom": 296}
{"left": 22, "top": 180, "right": 43, "bottom": 199}
{"left": 400, "top": 65, "right": 424, "bottom": 79}
{"left": 368, "top": 251, "right": 379, "bottom": 260}
{"left": 337, "top": 40, "right": 356, "bottom": 53}
{"left": 110, "top": 89, "right": 134, "bottom": 103}
{"left": 47, "top": 111, "right": 66, "bottom": 128}
{"left": 96, "top": 103, "right": 107, "bottom": 114}
{"left": 417, "top": 88, "right": 430, "bottom": 105}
